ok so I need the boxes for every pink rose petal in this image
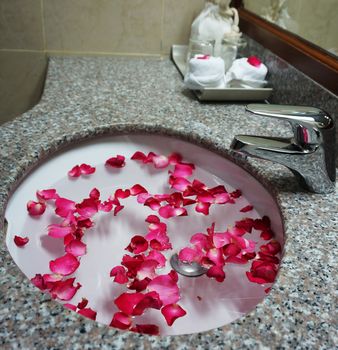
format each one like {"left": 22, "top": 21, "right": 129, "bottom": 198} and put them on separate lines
{"left": 27, "top": 200, "right": 46, "bottom": 216}
{"left": 65, "top": 240, "right": 87, "bottom": 257}
{"left": 136, "top": 260, "right": 158, "bottom": 281}
{"left": 152, "top": 155, "right": 169, "bottom": 169}
{"left": 147, "top": 274, "right": 180, "bottom": 306}
{"left": 14, "top": 235, "right": 29, "bottom": 247}
{"left": 169, "top": 176, "right": 191, "bottom": 191}
{"left": 161, "top": 303, "right": 187, "bottom": 326}
{"left": 172, "top": 163, "right": 195, "bottom": 178}
{"left": 146, "top": 250, "right": 166, "bottom": 268}
{"left": 158, "top": 205, "right": 187, "bottom": 219}
{"left": 49, "top": 253, "right": 80, "bottom": 276}
{"left": 105, "top": 155, "right": 125, "bottom": 168}
{"left": 55, "top": 198, "right": 76, "bottom": 218}
{"left": 178, "top": 247, "right": 202, "bottom": 263}
{"left": 36, "top": 189, "right": 59, "bottom": 201}
{"left": 195, "top": 202, "right": 210, "bottom": 215}
{"left": 76, "top": 198, "right": 98, "bottom": 218}
{"left": 48, "top": 224, "right": 73, "bottom": 238}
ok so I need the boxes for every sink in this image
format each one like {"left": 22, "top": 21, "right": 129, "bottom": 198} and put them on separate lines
{"left": 5, "top": 134, "right": 284, "bottom": 336}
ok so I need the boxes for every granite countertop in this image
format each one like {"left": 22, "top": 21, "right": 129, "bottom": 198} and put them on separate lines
{"left": 0, "top": 56, "right": 337, "bottom": 350}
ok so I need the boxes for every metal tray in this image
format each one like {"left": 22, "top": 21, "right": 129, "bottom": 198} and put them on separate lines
{"left": 171, "top": 45, "right": 273, "bottom": 102}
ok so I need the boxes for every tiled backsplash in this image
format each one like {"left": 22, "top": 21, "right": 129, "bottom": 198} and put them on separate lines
{"left": 0, "top": 0, "right": 204, "bottom": 123}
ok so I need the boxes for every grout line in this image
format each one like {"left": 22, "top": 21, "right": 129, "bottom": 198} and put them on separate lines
{"left": 46, "top": 50, "right": 162, "bottom": 58}
{"left": 40, "top": 0, "right": 47, "bottom": 51}
{"left": 0, "top": 49, "right": 44, "bottom": 53}
{"left": 160, "top": 0, "right": 165, "bottom": 54}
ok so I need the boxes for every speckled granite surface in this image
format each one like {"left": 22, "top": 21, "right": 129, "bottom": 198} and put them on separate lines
{"left": 0, "top": 55, "right": 337, "bottom": 350}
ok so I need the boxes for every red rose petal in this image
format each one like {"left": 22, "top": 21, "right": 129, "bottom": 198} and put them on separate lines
{"left": 77, "top": 298, "right": 89, "bottom": 309}
{"left": 168, "top": 153, "right": 182, "bottom": 165}
{"left": 131, "top": 151, "right": 147, "bottom": 162}
{"left": 64, "top": 303, "right": 77, "bottom": 311}
{"left": 50, "top": 278, "right": 81, "bottom": 301}
{"left": 68, "top": 165, "right": 81, "bottom": 177}
{"left": 49, "top": 253, "right": 80, "bottom": 276}
{"left": 79, "top": 163, "right": 96, "bottom": 175}
{"left": 169, "top": 176, "right": 191, "bottom": 192}
{"left": 76, "top": 198, "right": 98, "bottom": 218}
{"left": 131, "top": 324, "right": 159, "bottom": 336}
{"left": 110, "top": 266, "right": 129, "bottom": 284}
{"left": 27, "top": 200, "right": 46, "bottom": 216}
{"left": 14, "top": 235, "right": 29, "bottom": 247}
{"left": 65, "top": 240, "right": 87, "bottom": 257}
{"left": 114, "top": 292, "right": 145, "bottom": 315}
{"left": 105, "top": 155, "right": 126, "bottom": 168}
{"left": 136, "top": 260, "right": 158, "bottom": 281}
{"left": 195, "top": 202, "right": 210, "bottom": 215}
{"left": 115, "top": 188, "right": 131, "bottom": 199}
{"left": 172, "top": 162, "right": 195, "bottom": 178}
{"left": 161, "top": 303, "right": 187, "bottom": 326}
{"left": 130, "top": 184, "right": 147, "bottom": 196}
{"left": 132, "top": 291, "right": 163, "bottom": 316}
{"left": 110, "top": 312, "right": 132, "bottom": 330}
{"left": 31, "top": 274, "right": 46, "bottom": 290}
{"left": 240, "top": 205, "right": 254, "bottom": 213}
{"left": 77, "top": 307, "right": 97, "bottom": 320}
{"left": 206, "top": 265, "right": 225, "bottom": 282}
{"left": 36, "top": 189, "right": 59, "bottom": 201}
{"left": 114, "top": 205, "right": 124, "bottom": 216}
{"left": 89, "top": 188, "right": 100, "bottom": 200}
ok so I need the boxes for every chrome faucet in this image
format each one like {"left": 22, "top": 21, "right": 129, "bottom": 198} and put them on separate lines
{"left": 230, "top": 104, "right": 336, "bottom": 194}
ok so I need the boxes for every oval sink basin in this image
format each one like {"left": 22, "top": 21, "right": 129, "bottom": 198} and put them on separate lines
{"left": 5, "top": 134, "right": 284, "bottom": 336}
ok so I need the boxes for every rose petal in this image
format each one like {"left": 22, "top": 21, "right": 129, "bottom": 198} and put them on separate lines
{"left": 110, "top": 312, "right": 132, "bottom": 330}
{"left": 77, "top": 298, "right": 88, "bottom": 309}
{"left": 76, "top": 198, "right": 98, "bottom": 218}
{"left": 132, "top": 291, "right": 163, "bottom": 316}
{"left": 131, "top": 151, "right": 147, "bottom": 162}
{"left": 169, "top": 176, "right": 191, "bottom": 192}
{"left": 114, "top": 292, "right": 145, "bottom": 315}
{"left": 49, "top": 253, "right": 80, "bottom": 276}
{"left": 79, "top": 163, "right": 96, "bottom": 175}
{"left": 168, "top": 153, "right": 182, "bottom": 165}
{"left": 36, "top": 189, "right": 59, "bottom": 201}
{"left": 105, "top": 155, "right": 125, "bottom": 168}
{"left": 206, "top": 265, "right": 225, "bottom": 282}
{"left": 213, "top": 232, "right": 231, "bottom": 248}
{"left": 114, "top": 205, "right": 124, "bottom": 216}
{"left": 152, "top": 155, "right": 169, "bottom": 169}
{"left": 136, "top": 260, "right": 158, "bottom": 281}
{"left": 144, "top": 197, "right": 161, "bottom": 211}
{"left": 64, "top": 303, "right": 77, "bottom": 311}
{"left": 161, "top": 303, "right": 187, "bottom": 326}
{"left": 130, "top": 324, "right": 159, "bottom": 336}
{"left": 55, "top": 198, "right": 76, "bottom": 218}
{"left": 145, "top": 250, "right": 166, "bottom": 268}
{"left": 145, "top": 215, "right": 160, "bottom": 224}
{"left": 158, "top": 205, "right": 187, "bottom": 219}
{"left": 27, "top": 200, "right": 46, "bottom": 216}
{"left": 77, "top": 307, "right": 97, "bottom": 320}
{"left": 230, "top": 189, "right": 242, "bottom": 198}
{"left": 130, "top": 184, "right": 148, "bottom": 196}
{"left": 14, "top": 235, "right": 29, "bottom": 247}
{"left": 260, "top": 240, "right": 281, "bottom": 256}
{"left": 172, "top": 163, "right": 195, "bottom": 178}
{"left": 240, "top": 205, "right": 254, "bottom": 213}
{"left": 195, "top": 202, "right": 210, "bottom": 215}
{"left": 65, "top": 240, "right": 87, "bottom": 257}
{"left": 48, "top": 224, "right": 73, "bottom": 238}
{"left": 50, "top": 278, "right": 81, "bottom": 301}
{"left": 68, "top": 165, "right": 81, "bottom": 177}
{"left": 147, "top": 274, "right": 180, "bottom": 306}
{"left": 89, "top": 188, "right": 100, "bottom": 200}
{"left": 178, "top": 247, "right": 202, "bottom": 263}
{"left": 31, "top": 274, "right": 46, "bottom": 290}
{"left": 110, "top": 266, "right": 129, "bottom": 284}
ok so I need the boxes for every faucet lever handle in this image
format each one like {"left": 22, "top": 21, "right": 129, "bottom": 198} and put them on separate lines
{"left": 246, "top": 104, "right": 333, "bottom": 129}
{"left": 246, "top": 104, "right": 335, "bottom": 146}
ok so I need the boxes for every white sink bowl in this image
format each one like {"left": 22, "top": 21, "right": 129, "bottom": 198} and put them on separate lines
{"left": 5, "top": 134, "right": 284, "bottom": 336}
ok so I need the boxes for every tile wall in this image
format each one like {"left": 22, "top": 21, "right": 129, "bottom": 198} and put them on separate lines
{"left": 0, "top": 0, "right": 205, "bottom": 124}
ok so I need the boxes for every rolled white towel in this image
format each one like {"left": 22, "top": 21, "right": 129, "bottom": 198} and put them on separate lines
{"left": 225, "top": 56, "right": 268, "bottom": 88}
{"left": 184, "top": 55, "right": 226, "bottom": 89}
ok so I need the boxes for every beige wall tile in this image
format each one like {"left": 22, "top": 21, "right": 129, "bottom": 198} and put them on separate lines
{"left": 0, "top": 51, "right": 47, "bottom": 124}
{"left": 162, "top": 0, "right": 205, "bottom": 54}
{"left": 44, "top": 0, "right": 162, "bottom": 54}
{"left": 0, "top": 0, "right": 44, "bottom": 50}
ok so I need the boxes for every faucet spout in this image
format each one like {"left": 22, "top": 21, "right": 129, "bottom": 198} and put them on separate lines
{"left": 230, "top": 104, "right": 336, "bottom": 194}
